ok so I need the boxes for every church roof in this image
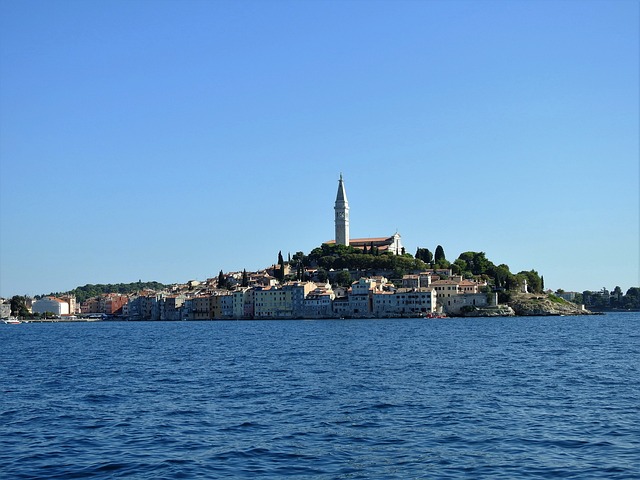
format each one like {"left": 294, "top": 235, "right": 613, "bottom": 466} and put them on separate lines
{"left": 349, "top": 237, "right": 395, "bottom": 244}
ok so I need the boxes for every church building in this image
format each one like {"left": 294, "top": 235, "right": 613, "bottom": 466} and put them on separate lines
{"left": 328, "top": 174, "right": 403, "bottom": 255}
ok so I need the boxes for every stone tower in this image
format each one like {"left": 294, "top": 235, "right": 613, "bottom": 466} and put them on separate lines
{"left": 334, "top": 173, "right": 350, "bottom": 246}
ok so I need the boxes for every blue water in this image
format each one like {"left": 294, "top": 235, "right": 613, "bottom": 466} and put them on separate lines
{"left": 1, "top": 313, "right": 639, "bottom": 479}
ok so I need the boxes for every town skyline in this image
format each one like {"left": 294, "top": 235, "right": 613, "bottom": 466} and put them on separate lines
{"left": 1, "top": 1, "right": 638, "bottom": 298}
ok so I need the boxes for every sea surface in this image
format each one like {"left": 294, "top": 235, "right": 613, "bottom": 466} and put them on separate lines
{"left": 1, "top": 313, "right": 639, "bottom": 479}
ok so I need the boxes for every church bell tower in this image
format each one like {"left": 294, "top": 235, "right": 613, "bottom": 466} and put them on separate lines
{"left": 334, "top": 174, "right": 350, "bottom": 246}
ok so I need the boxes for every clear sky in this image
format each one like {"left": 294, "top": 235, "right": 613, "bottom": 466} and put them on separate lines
{"left": 1, "top": 0, "right": 638, "bottom": 298}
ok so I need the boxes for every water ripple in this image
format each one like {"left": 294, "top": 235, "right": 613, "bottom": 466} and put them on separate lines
{"left": 1, "top": 314, "right": 639, "bottom": 478}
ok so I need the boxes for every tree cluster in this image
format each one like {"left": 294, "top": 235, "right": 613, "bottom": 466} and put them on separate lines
{"left": 277, "top": 244, "right": 544, "bottom": 294}
{"left": 452, "top": 251, "right": 544, "bottom": 294}
{"left": 415, "top": 245, "right": 449, "bottom": 269}
{"left": 51, "top": 281, "right": 169, "bottom": 304}
{"left": 305, "top": 243, "right": 427, "bottom": 278}
{"left": 582, "top": 287, "right": 640, "bottom": 310}
{"left": 10, "top": 296, "right": 30, "bottom": 317}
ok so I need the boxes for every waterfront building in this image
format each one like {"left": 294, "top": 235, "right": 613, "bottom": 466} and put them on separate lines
{"left": 372, "top": 288, "right": 436, "bottom": 316}
{"left": 209, "top": 293, "right": 225, "bottom": 319}
{"left": 180, "top": 298, "right": 191, "bottom": 320}
{"left": 303, "top": 292, "right": 334, "bottom": 318}
{"left": 254, "top": 286, "right": 294, "bottom": 318}
{"left": 303, "top": 284, "right": 335, "bottom": 318}
{"left": 442, "top": 292, "right": 491, "bottom": 315}
{"left": 159, "top": 295, "right": 185, "bottom": 321}
{"left": 220, "top": 293, "right": 234, "bottom": 318}
{"left": 143, "top": 293, "right": 161, "bottom": 321}
{"left": 32, "top": 297, "right": 70, "bottom": 316}
{"left": 80, "top": 297, "right": 100, "bottom": 314}
{"left": 102, "top": 294, "right": 129, "bottom": 315}
{"left": 59, "top": 295, "right": 77, "bottom": 315}
{"left": 126, "top": 293, "right": 161, "bottom": 321}
{"left": 191, "top": 295, "right": 211, "bottom": 320}
{"left": 0, "top": 300, "right": 10, "bottom": 319}
{"left": 232, "top": 288, "right": 254, "bottom": 318}
{"left": 283, "top": 282, "right": 316, "bottom": 317}
{"left": 332, "top": 278, "right": 377, "bottom": 317}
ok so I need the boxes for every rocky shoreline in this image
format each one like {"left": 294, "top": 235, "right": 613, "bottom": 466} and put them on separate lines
{"left": 455, "top": 293, "right": 593, "bottom": 317}
{"left": 507, "top": 293, "right": 592, "bottom": 316}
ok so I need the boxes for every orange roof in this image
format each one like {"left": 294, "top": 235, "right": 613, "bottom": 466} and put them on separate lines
{"left": 325, "top": 236, "right": 395, "bottom": 245}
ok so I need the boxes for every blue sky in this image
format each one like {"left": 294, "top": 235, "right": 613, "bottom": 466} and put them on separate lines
{"left": 1, "top": 0, "right": 638, "bottom": 298}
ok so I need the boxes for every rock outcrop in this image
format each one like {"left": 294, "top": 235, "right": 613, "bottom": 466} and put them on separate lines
{"left": 508, "top": 293, "right": 591, "bottom": 316}
{"left": 460, "top": 305, "right": 515, "bottom": 317}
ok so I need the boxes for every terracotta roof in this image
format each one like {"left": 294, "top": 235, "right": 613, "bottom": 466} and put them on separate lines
{"left": 350, "top": 237, "right": 393, "bottom": 243}
{"left": 325, "top": 236, "right": 396, "bottom": 245}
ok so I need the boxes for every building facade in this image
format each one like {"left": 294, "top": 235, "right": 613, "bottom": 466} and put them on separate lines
{"left": 373, "top": 288, "right": 436, "bottom": 317}
{"left": 32, "top": 297, "right": 70, "bottom": 316}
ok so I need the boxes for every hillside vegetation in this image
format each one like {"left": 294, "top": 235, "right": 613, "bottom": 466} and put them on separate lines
{"left": 50, "top": 281, "right": 169, "bottom": 304}
{"left": 299, "top": 244, "right": 544, "bottom": 297}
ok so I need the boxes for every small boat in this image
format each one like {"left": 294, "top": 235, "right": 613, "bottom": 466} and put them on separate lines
{"left": 4, "top": 317, "right": 22, "bottom": 325}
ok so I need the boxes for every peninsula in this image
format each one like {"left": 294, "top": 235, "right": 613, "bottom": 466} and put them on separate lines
{"left": 4, "top": 176, "right": 637, "bottom": 321}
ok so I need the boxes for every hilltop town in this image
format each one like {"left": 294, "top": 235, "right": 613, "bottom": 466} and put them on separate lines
{"left": 3, "top": 175, "right": 635, "bottom": 321}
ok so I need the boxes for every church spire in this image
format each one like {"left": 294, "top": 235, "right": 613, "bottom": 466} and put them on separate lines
{"left": 335, "top": 173, "right": 348, "bottom": 204}
{"left": 334, "top": 174, "right": 350, "bottom": 246}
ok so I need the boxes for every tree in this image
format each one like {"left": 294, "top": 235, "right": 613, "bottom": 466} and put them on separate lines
{"left": 10, "top": 296, "right": 29, "bottom": 317}
{"left": 217, "top": 270, "right": 227, "bottom": 289}
{"left": 434, "top": 245, "right": 446, "bottom": 263}
{"left": 316, "top": 268, "right": 328, "bottom": 283}
{"left": 275, "top": 251, "right": 286, "bottom": 281}
{"left": 335, "top": 270, "right": 352, "bottom": 287}
{"left": 241, "top": 269, "right": 249, "bottom": 287}
{"left": 517, "top": 270, "right": 543, "bottom": 293}
{"left": 623, "top": 287, "right": 640, "bottom": 309}
{"left": 611, "top": 286, "right": 623, "bottom": 306}
{"left": 492, "top": 264, "right": 514, "bottom": 289}
{"left": 296, "top": 262, "right": 303, "bottom": 281}
{"left": 415, "top": 248, "right": 433, "bottom": 264}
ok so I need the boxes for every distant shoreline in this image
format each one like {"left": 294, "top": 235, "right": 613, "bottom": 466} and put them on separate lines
{"left": 11, "top": 311, "right": 640, "bottom": 324}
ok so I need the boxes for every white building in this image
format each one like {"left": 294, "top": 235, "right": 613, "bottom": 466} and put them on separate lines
{"left": 0, "top": 300, "right": 11, "bottom": 319}
{"left": 373, "top": 288, "right": 436, "bottom": 317}
{"left": 303, "top": 290, "right": 335, "bottom": 318}
{"left": 32, "top": 297, "right": 70, "bottom": 316}
{"left": 232, "top": 288, "right": 254, "bottom": 318}
{"left": 441, "top": 293, "right": 491, "bottom": 315}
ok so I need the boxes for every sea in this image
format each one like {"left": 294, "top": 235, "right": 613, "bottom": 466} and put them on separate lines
{"left": 1, "top": 313, "right": 638, "bottom": 479}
